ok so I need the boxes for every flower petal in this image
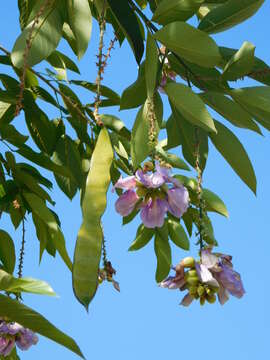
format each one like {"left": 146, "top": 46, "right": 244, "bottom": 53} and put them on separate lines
{"left": 217, "top": 284, "right": 230, "bottom": 305}
{"left": 201, "top": 249, "right": 219, "bottom": 269}
{"left": 167, "top": 186, "right": 189, "bottom": 218}
{"left": 140, "top": 198, "right": 167, "bottom": 228}
{"left": 16, "top": 328, "right": 38, "bottom": 351}
{"left": 180, "top": 293, "right": 194, "bottom": 307}
{"left": 195, "top": 263, "right": 219, "bottom": 288}
{"left": 115, "top": 190, "right": 139, "bottom": 217}
{"left": 215, "top": 264, "right": 245, "bottom": 298}
{"left": 113, "top": 175, "right": 136, "bottom": 191}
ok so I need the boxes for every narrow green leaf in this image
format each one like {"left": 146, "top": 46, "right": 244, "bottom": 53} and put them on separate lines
{"left": 73, "top": 128, "right": 113, "bottom": 310}
{"left": 67, "top": 0, "right": 92, "bottom": 59}
{"left": 153, "top": 0, "right": 204, "bottom": 25}
{"left": 0, "top": 230, "right": 15, "bottom": 274}
{"left": 0, "top": 270, "right": 56, "bottom": 296}
{"left": 11, "top": 1, "right": 64, "bottom": 68}
{"left": 120, "top": 62, "right": 147, "bottom": 110}
{"left": 200, "top": 92, "right": 261, "bottom": 134}
{"left": 198, "top": 0, "right": 265, "bottom": 34}
{"left": 156, "top": 147, "right": 190, "bottom": 171}
{"left": 222, "top": 41, "right": 255, "bottom": 81}
{"left": 165, "top": 83, "right": 216, "bottom": 133}
{"left": 154, "top": 21, "right": 221, "bottom": 68}
{"left": 107, "top": 0, "right": 144, "bottom": 64}
{"left": 52, "top": 135, "right": 83, "bottom": 199}
{"left": 129, "top": 224, "right": 154, "bottom": 251}
{"left": 230, "top": 86, "right": 270, "bottom": 131}
{"left": 202, "top": 189, "right": 228, "bottom": 217}
{"left": 71, "top": 80, "right": 120, "bottom": 103}
{"left": 210, "top": 120, "right": 257, "bottom": 194}
{"left": 100, "top": 114, "right": 131, "bottom": 140}
{"left": 23, "top": 192, "right": 72, "bottom": 270}
{"left": 0, "top": 294, "right": 84, "bottom": 358}
{"left": 168, "top": 218, "right": 190, "bottom": 250}
{"left": 154, "top": 225, "right": 171, "bottom": 282}
{"left": 145, "top": 32, "right": 159, "bottom": 97}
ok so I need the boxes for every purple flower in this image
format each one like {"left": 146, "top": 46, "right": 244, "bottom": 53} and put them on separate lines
{"left": 115, "top": 190, "right": 139, "bottom": 216}
{"left": 167, "top": 186, "right": 189, "bottom": 218}
{"left": 114, "top": 162, "right": 189, "bottom": 228}
{"left": 200, "top": 249, "right": 245, "bottom": 303}
{"left": 0, "top": 337, "right": 15, "bottom": 357}
{"left": 140, "top": 198, "right": 168, "bottom": 228}
{"left": 16, "top": 328, "right": 38, "bottom": 351}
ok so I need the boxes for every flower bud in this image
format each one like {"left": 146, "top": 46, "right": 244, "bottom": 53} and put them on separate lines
{"left": 200, "top": 296, "right": 206, "bottom": 306}
{"left": 181, "top": 257, "right": 195, "bottom": 268}
{"left": 188, "top": 286, "right": 198, "bottom": 296}
{"left": 197, "top": 285, "right": 205, "bottom": 297}
{"left": 187, "top": 269, "right": 198, "bottom": 278}
{"left": 206, "top": 294, "right": 216, "bottom": 304}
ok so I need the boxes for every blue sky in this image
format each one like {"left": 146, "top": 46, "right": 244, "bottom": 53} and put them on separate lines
{"left": 0, "top": 2, "right": 270, "bottom": 359}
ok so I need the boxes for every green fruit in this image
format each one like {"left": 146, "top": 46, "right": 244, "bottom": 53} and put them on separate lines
{"left": 197, "top": 285, "right": 205, "bottom": 297}
{"left": 206, "top": 294, "right": 216, "bottom": 304}
{"left": 181, "top": 257, "right": 195, "bottom": 268}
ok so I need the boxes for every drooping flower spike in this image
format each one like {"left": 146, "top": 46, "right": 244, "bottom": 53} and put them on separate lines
{"left": 0, "top": 319, "right": 38, "bottom": 356}
{"left": 113, "top": 162, "right": 189, "bottom": 228}
{"left": 160, "top": 249, "right": 245, "bottom": 306}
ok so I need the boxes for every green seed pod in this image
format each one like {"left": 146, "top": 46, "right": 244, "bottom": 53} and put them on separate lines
{"left": 187, "top": 269, "right": 198, "bottom": 278}
{"left": 181, "top": 257, "right": 195, "bottom": 268}
{"left": 200, "top": 296, "right": 206, "bottom": 306}
{"left": 186, "top": 277, "right": 199, "bottom": 286}
{"left": 189, "top": 286, "right": 198, "bottom": 296}
{"left": 206, "top": 294, "right": 216, "bottom": 304}
{"left": 197, "top": 285, "right": 205, "bottom": 297}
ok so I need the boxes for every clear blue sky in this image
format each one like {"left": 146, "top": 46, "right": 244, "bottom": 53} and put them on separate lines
{"left": 0, "top": 2, "right": 270, "bottom": 360}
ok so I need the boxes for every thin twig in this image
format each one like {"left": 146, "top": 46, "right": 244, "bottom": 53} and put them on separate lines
{"left": 17, "top": 215, "right": 26, "bottom": 279}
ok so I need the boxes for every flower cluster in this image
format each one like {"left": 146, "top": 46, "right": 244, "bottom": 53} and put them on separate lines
{"left": 160, "top": 249, "right": 245, "bottom": 306}
{"left": 114, "top": 162, "right": 189, "bottom": 228}
{"left": 0, "top": 319, "right": 38, "bottom": 357}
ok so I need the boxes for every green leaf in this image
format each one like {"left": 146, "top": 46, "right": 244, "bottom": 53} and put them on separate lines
{"left": 145, "top": 32, "right": 159, "bottom": 97}
{"left": 18, "top": 0, "right": 36, "bottom": 29}
{"left": 73, "top": 128, "right": 113, "bottom": 310}
{"left": 154, "top": 21, "right": 221, "bottom": 68}
{"left": 120, "top": 62, "right": 147, "bottom": 110}
{"left": 156, "top": 147, "right": 190, "bottom": 171}
{"left": 131, "top": 95, "right": 162, "bottom": 169}
{"left": 230, "top": 86, "right": 270, "bottom": 131}
{"left": 107, "top": 0, "right": 144, "bottom": 64}
{"left": 67, "top": 0, "right": 92, "bottom": 60}
{"left": 154, "top": 224, "right": 171, "bottom": 282}
{"left": 169, "top": 105, "right": 209, "bottom": 170}
{"left": 168, "top": 218, "right": 190, "bottom": 250}
{"left": 129, "top": 224, "right": 154, "bottom": 251}
{"left": 23, "top": 192, "right": 72, "bottom": 270}
{"left": 210, "top": 120, "right": 257, "bottom": 194}
{"left": 23, "top": 90, "right": 57, "bottom": 155}
{"left": 16, "top": 144, "right": 73, "bottom": 179}
{"left": 202, "top": 188, "right": 229, "bottom": 217}
{"left": 100, "top": 115, "right": 131, "bottom": 140}
{"left": 32, "top": 213, "right": 56, "bottom": 262}
{"left": 222, "top": 41, "right": 255, "bottom": 81}
{"left": 153, "top": 0, "right": 204, "bottom": 25}
{"left": 0, "top": 270, "right": 56, "bottom": 296}
{"left": 0, "top": 230, "right": 15, "bottom": 274}
{"left": 0, "top": 294, "right": 84, "bottom": 358}
{"left": 0, "top": 124, "right": 28, "bottom": 147}
{"left": 52, "top": 135, "right": 83, "bottom": 199}
{"left": 165, "top": 83, "right": 216, "bottom": 133}
{"left": 219, "top": 46, "right": 270, "bottom": 86}
{"left": 200, "top": 92, "right": 261, "bottom": 134}
{"left": 47, "top": 50, "right": 80, "bottom": 80}
{"left": 11, "top": 1, "right": 64, "bottom": 68}
{"left": 71, "top": 80, "right": 120, "bottom": 103}
{"left": 198, "top": 0, "right": 265, "bottom": 34}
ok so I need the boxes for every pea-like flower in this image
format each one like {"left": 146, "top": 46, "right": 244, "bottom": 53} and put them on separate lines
{"left": 160, "top": 249, "right": 245, "bottom": 306}
{"left": 0, "top": 319, "right": 38, "bottom": 356}
{"left": 114, "top": 162, "right": 189, "bottom": 228}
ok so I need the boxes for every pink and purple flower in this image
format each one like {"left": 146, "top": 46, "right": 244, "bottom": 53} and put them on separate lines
{"left": 113, "top": 162, "right": 189, "bottom": 228}
{"left": 0, "top": 319, "right": 38, "bottom": 356}
{"left": 160, "top": 249, "right": 245, "bottom": 306}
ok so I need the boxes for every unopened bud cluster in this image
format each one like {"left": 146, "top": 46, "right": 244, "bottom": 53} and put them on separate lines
{"left": 160, "top": 249, "right": 245, "bottom": 307}
{"left": 0, "top": 318, "right": 38, "bottom": 357}
{"left": 98, "top": 261, "right": 120, "bottom": 292}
